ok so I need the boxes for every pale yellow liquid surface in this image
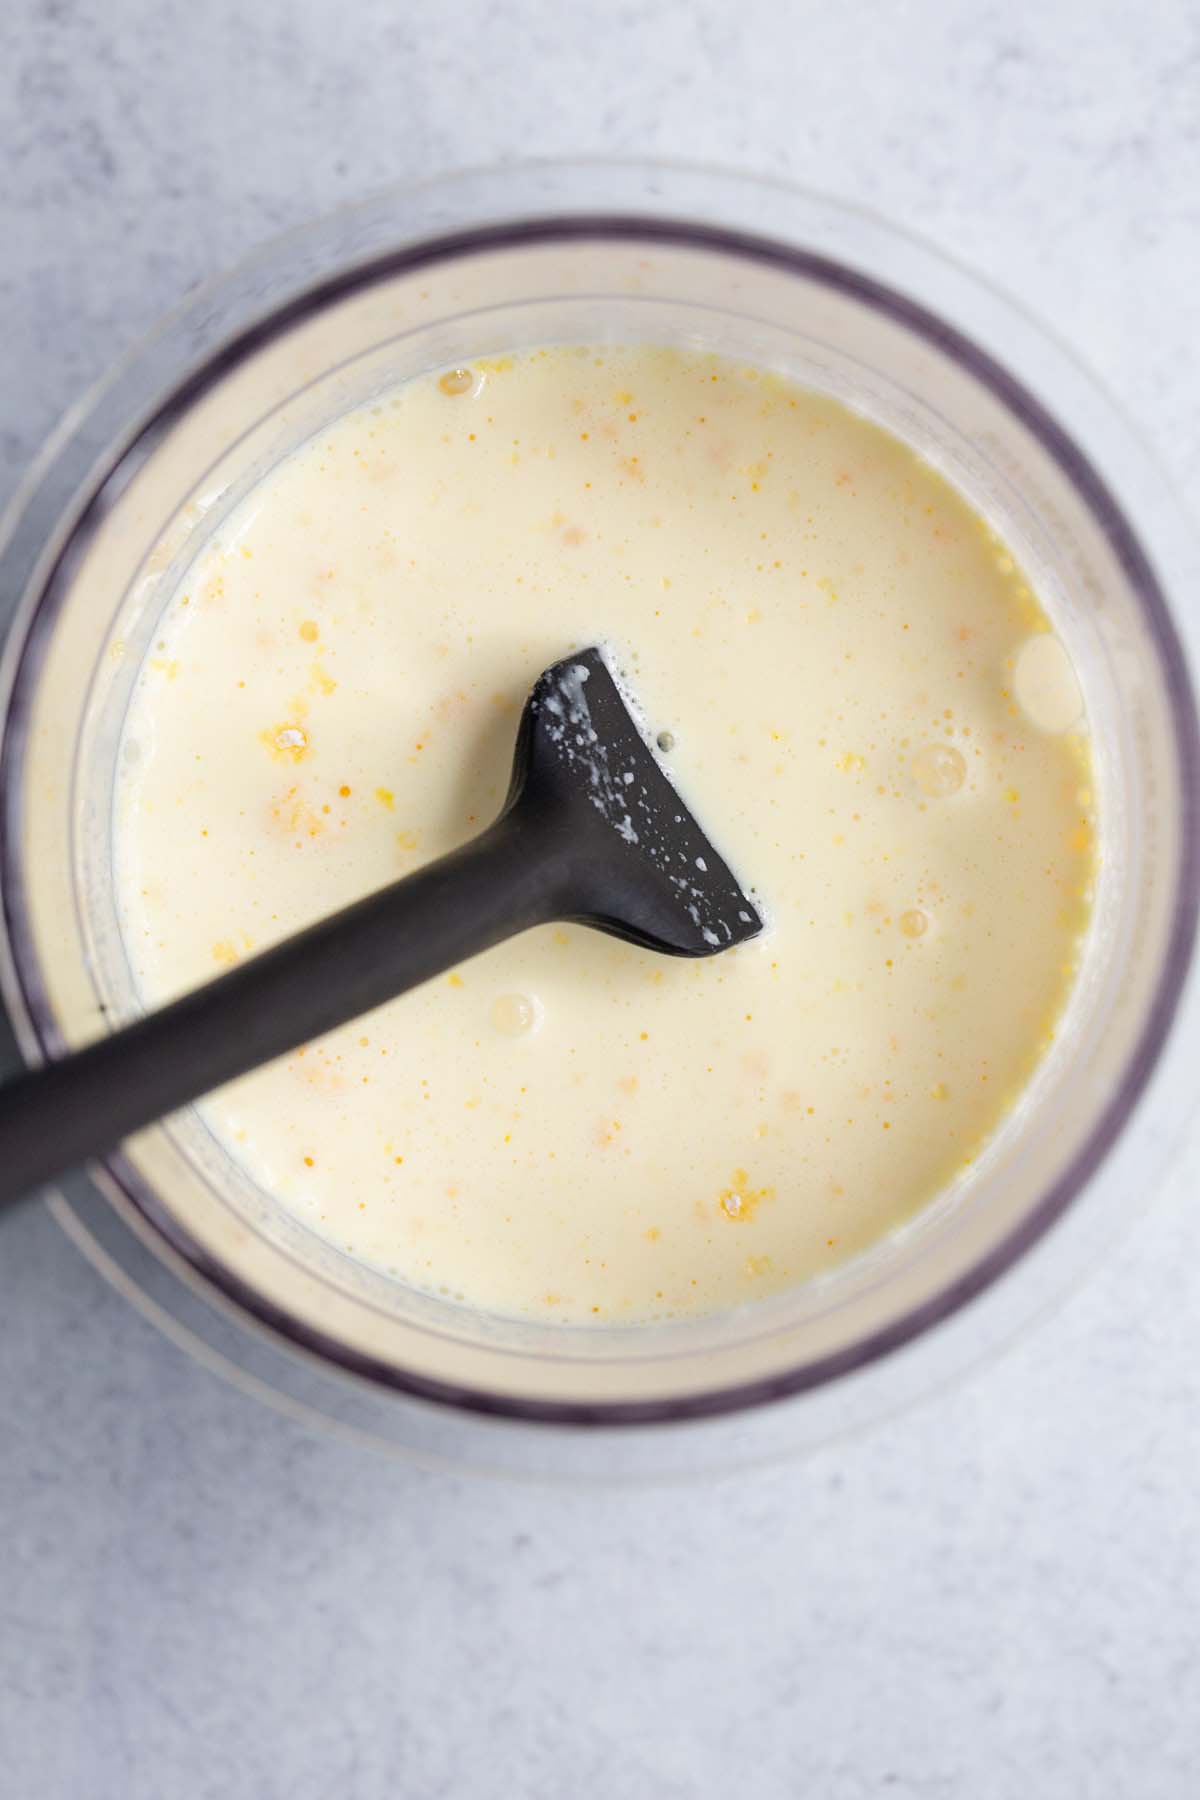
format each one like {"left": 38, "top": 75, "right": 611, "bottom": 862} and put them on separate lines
{"left": 114, "top": 347, "right": 1095, "bottom": 1322}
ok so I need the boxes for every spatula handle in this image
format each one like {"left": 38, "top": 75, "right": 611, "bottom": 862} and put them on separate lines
{"left": 0, "top": 809, "right": 567, "bottom": 1210}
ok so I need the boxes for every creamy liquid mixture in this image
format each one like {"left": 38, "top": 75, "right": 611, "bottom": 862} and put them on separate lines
{"left": 114, "top": 346, "right": 1095, "bottom": 1322}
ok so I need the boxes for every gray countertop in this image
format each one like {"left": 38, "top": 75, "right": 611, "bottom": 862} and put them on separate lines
{"left": 3, "top": 2, "right": 1199, "bottom": 1794}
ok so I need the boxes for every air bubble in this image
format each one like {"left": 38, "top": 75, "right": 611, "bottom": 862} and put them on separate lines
{"left": 910, "top": 742, "right": 966, "bottom": 798}
{"left": 1013, "top": 633, "right": 1084, "bottom": 734}
{"left": 490, "top": 992, "right": 542, "bottom": 1038}
{"left": 438, "top": 366, "right": 481, "bottom": 398}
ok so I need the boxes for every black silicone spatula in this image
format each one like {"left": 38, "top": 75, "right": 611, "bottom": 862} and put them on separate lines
{"left": 0, "top": 646, "right": 762, "bottom": 1210}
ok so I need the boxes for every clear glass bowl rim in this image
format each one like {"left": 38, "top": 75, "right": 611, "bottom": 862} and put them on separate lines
{"left": 0, "top": 157, "right": 1197, "bottom": 1449}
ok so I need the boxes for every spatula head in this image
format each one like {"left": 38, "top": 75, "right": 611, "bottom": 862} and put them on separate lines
{"left": 509, "top": 646, "right": 764, "bottom": 957}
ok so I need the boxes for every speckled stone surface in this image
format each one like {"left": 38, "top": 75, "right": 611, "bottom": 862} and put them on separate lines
{"left": 2, "top": 2, "right": 1200, "bottom": 1794}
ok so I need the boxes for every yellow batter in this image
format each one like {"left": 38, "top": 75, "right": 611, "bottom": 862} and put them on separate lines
{"left": 113, "top": 345, "right": 1095, "bottom": 1321}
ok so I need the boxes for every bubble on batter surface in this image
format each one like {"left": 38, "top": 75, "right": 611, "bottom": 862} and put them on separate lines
{"left": 910, "top": 742, "right": 966, "bottom": 798}
{"left": 437, "top": 366, "right": 485, "bottom": 400}
{"left": 490, "top": 992, "right": 542, "bottom": 1038}
{"left": 1013, "top": 633, "right": 1084, "bottom": 735}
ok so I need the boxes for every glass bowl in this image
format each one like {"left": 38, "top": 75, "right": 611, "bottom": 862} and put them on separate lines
{"left": 1, "top": 161, "right": 1197, "bottom": 1481}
